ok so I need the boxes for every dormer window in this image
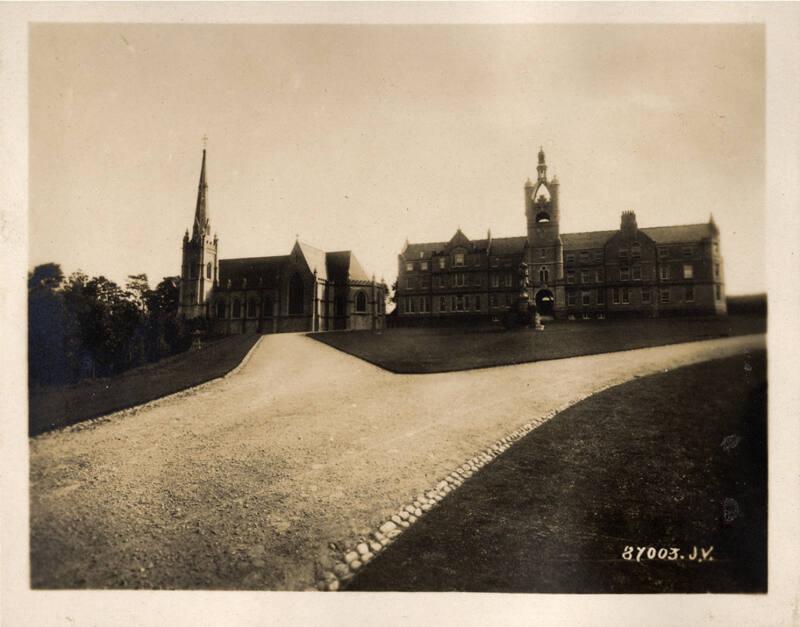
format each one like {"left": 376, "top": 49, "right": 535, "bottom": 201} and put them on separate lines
{"left": 453, "top": 253, "right": 465, "bottom": 267}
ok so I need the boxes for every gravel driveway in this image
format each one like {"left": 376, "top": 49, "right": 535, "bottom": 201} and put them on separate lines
{"left": 29, "top": 332, "right": 765, "bottom": 590}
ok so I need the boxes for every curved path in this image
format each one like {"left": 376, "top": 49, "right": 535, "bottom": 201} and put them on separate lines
{"left": 29, "top": 332, "right": 765, "bottom": 590}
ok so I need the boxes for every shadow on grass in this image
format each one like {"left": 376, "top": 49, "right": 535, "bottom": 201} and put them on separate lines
{"left": 29, "top": 334, "right": 260, "bottom": 437}
{"left": 348, "top": 350, "right": 767, "bottom": 593}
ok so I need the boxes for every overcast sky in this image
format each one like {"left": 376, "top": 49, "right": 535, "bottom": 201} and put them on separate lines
{"left": 29, "top": 23, "right": 764, "bottom": 294}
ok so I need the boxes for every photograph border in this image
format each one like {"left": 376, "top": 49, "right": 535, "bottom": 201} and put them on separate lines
{"left": 2, "top": 2, "right": 798, "bottom": 625}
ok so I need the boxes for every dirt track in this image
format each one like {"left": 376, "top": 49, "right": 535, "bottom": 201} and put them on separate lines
{"left": 29, "top": 332, "right": 765, "bottom": 590}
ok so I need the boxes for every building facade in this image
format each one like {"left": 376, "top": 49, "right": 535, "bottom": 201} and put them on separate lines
{"left": 397, "top": 148, "right": 726, "bottom": 322}
{"left": 179, "top": 150, "right": 387, "bottom": 334}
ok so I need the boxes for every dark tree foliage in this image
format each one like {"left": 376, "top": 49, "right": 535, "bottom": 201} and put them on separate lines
{"left": 28, "top": 264, "right": 190, "bottom": 387}
{"left": 28, "top": 264, "right": 67, "bottom": 385}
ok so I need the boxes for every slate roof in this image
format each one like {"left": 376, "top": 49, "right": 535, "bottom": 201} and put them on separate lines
{"left": 218, "top": 247, "right": 376, "bottom": 290}
{"left": 560, "top": 230, "right": 617, "bottom": 250}
{"left": 296, "top": 241, "right": 329, "bottom": 281}
{"left": 404, "top": 222, "right": 715, "bottom": 256}
{"left": 218, "top": 256, "right": 287, "bottom": 288}
{"left": 404, "top": 241, "right": 448, "bottom": 259}
{"left": 639, "top": 223, "right": 716, "bottom": 244}
{"left": 488, "top": 236, "right": 527, "bottom": 255}
{"left": 326, "top": 251, "right": 370, "bottom": 283}
{"left": 403, "top": 233, "right": 528, "bottom": 258}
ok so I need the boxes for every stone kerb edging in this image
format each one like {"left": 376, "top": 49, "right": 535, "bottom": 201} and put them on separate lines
{"left": 314, "top": 377, "right": 633, "bottom": 592}
{"left": 35, "top": 336, "right": 265, "bottom": 439}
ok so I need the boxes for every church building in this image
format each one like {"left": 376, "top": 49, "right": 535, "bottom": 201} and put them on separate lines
{"left": 397, "top": 148, "right": 726, "bottom": 322}
{"left": 179, "top": 149, "right": 387, "bottom": 334}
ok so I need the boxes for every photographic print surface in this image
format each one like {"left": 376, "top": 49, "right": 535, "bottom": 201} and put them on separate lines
{"left": 27, "top": 22, "right": 767, "bottom": 594}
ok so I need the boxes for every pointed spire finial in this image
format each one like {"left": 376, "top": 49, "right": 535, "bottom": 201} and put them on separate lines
{"left": 537, "top": 145, "right": 548, "bottom": 181}
{"left": 202, "top": 133, "right": 208, "bottom": 150}
{"left": 192, "top": 146, "right": 210, "bottom": 240}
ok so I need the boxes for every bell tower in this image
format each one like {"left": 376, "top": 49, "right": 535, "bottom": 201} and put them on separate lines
{"left": 525, "top": 147, "right": 564, "bottom": 318}
{"left": 179, "top": 147, "right": 219, "bottom": 319}
{"left": 526, "top": 147, "right": 561, "bottom": 244}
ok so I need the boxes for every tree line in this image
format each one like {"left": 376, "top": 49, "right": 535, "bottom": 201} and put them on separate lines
{"left": 28, "top": 262, "right": 192, "bottom": 387}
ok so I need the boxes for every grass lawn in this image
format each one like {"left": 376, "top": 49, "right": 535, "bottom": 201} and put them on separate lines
{"left": 310, "top": 314, "right": 765, "bottom": 374}
{"left": 29, "top": 334, "right": 260, "bottom": 437}
{"left": 348, "top": 350, "right": 767, "bottom": 593}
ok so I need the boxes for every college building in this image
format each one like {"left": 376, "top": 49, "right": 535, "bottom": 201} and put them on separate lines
{"left": 179, "top": 150, "right": 387, "bottom": 334}
{"left": 397, "top": 148, "right": 726, "bottom": 322}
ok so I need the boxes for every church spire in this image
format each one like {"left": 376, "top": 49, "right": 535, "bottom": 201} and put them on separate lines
{"left": 192, "top": 148, "right": 210, "bottom": 240}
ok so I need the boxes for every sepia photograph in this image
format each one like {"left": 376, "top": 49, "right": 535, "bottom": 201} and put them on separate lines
{"left": 3, "top": 3, "right": 800, "bottom": 626}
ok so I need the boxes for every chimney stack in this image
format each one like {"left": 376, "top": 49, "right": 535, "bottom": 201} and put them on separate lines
{"left": 621, "top": 210, "right": 638, "bottom": 235}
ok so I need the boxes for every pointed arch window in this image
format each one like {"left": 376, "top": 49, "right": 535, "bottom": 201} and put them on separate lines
{"left": 232, "top": 299, "right": 242, "bottom": 319}
{"left": 216, "top": 300, "right": 226, "bottom": 319}
{"left": 533, "top": 184, "right": 551, "bottom": 203}
{"left": 263, "top": 296, "right": 273, "bottom": 318}
{"left": 539, "top": 267, "right": 550, "bottom": 283}
{"left": 355, "top": 291, "right": 367, "bottom": 313}
{"left": 206, "top": 262, "right": 212, "bottom": 279}
{"left": 247, "top": 297, "right": 257, "bottom": 318}
{"left": 289, "top": 273, "right": 304, "bottom": 314}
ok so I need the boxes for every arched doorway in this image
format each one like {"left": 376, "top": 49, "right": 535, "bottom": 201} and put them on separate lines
{"left": 535, "top": 289, "right": 555, "bottom": 317}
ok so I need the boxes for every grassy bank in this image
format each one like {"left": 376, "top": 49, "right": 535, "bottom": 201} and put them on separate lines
{"left": 348, "top": 350, "right": 767, "bottom": 593}
{"left": 311, "top": 314, "right": 765, "bottom": 374}
{"left": 29, "top": 334, "right": 260, "bottom": 437}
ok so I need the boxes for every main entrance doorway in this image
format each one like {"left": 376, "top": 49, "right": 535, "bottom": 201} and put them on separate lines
{"left": 535, "top": 289, "right": 555, "bottom": 317}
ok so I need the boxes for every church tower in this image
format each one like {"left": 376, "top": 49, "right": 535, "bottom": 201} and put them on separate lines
{"left": 179, "top": 148, "right": 218, "bottom": 319}
{"left": 525, "top": 147, "right": 564, "bottom": 317}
